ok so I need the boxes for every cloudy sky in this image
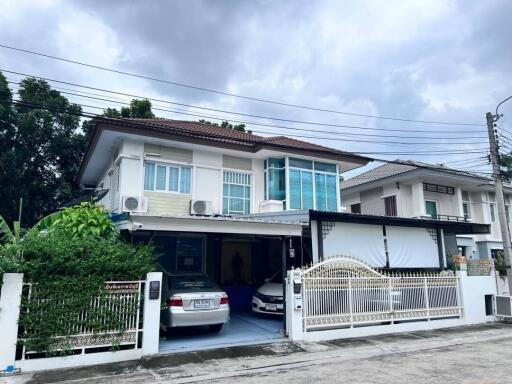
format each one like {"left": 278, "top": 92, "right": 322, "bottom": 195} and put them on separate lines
{"left": 1, "top": 0, "right": 511, "bottom": 176}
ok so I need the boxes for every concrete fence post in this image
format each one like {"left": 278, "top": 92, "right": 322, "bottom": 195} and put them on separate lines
{"left": 0, "top": 273, "right": 24, "bottom": 371}
{"left": 285, "top": 270, "right": 304, "bottom": 341}
{"left": 142, "top": 272, "right": 162, "bottom": 356}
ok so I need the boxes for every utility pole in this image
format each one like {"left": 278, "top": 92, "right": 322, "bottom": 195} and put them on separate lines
{"left": 486, "top": 111, "right": 512, "bottom": 293}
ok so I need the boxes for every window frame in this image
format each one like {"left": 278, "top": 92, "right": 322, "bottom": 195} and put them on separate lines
{"left": 490, "top": 203, "right": 496, "bottom": 222}
{"left": 222, "top": 170, "right": 252, "bottom": 215}
{"left": 143, "top": 161, "right": 192, "bottom": 195}
{"left": 425, "top": 200, "right": 438, "bottom": 219}
{"left": 384, "top": 195, "right": 398, "bottom": 217}
{"left": 462, "top": 201, "right": 471, "bottom": 219}
{"left": 288, "top": 158, "right": 338, "bottom": 211}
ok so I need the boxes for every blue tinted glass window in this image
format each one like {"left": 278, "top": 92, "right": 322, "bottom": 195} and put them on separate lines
{"left": 326, "top": 174, "right": 337, "bottom": 211}
{"left": 315, "top": 173, "right": 326, "bottom": 211}
{"left": 301, "top": 171, "right": 314, "bottom": 209}
{"left": 314, "top": 161, "right": 337, "bottom": 173}
{"left": 289, "top": 169, "right": 301, "bottom": 209}
{"left": 289, "top": 158, "right": 313, "bottom": 169}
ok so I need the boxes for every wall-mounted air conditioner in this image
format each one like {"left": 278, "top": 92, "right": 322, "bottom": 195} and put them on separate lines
{"left": 121, "top": 196, "right": 148, "bottom": 213}
{"left": 190, "top": 200, "right": 213, "bottom": 216}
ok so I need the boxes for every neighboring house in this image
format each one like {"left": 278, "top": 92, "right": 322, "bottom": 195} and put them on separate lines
{"left": 341, "top": 160, "right": 510, "bottom": 260}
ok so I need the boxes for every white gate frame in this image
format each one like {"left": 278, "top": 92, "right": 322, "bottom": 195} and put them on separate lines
{"left": 286, "top": 257, "right": 497, "bottom": 342}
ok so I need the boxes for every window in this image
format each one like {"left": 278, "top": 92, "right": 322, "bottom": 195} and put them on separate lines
{"left": 425, "top": 200, "right": 438, "bottom": 218}
{"left": 288, "top": 158, "right": 337, "bottom": 211}
{"left": 223, "top": 171, "right": 251, "bottom": 214}
{"left": 490, "top": 203, "right": 496, "bottom": 222}
{"left": 384, "top": 195, "right": 397, "bottom": 217}
{"left": 506, "top": 205, "right": 511, "bottom": 224}
{"left": 462, "top": 202, "right": 471, "bottom": 219}
{"left": 144, "top": 162, "right": 191, "bottom": 194}
{"left": 351, "top": 203, "right": 361, "bottom": 214}
{"left": 264, "top": 158, "right": 285, "bottom": 200}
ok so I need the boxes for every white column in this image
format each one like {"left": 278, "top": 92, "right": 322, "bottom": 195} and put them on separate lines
{"left": 285, "top": 270, "right": 304, "bottom": 341}
{"left": 0, "top": 273, "right": 24, "bottom": 371}
{"left": 142, "top": 272, "right": 163, "bottom": 356}
{"left": 411, "top": 181, "right": 426, "bottom": 217}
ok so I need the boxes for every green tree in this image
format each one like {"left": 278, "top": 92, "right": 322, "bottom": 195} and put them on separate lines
{"left": 0, "top": 73, "right": 86, "bottom": 227}
{"left": 199, "top": 119, "right": 250, "bottom": 133}
{"left": 81, "top": 99, "right": 154, "bottom": 141}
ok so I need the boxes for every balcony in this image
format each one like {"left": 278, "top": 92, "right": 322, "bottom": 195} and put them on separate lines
{"left": 414, "top": 214, "right": 470, "bottom": 223}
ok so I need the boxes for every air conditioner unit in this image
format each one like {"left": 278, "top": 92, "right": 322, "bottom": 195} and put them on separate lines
{"left": 121, "top": 196, "right": 148, "bottom": 213}
{"left": 190, "top": 200, "right": 213, "bottom": 216}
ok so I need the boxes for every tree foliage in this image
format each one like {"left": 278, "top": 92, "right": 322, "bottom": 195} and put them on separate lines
{"left": 0, "top": 73, "right": 85, "bottom": 227}
{"left": 0, "top": 70, "right": 155, "bottom": 226}
{"left": 198, "top": 119, "right": 251, "bottom": 133}
{"left": 0, "top": 203, "right": 156, "bottom": 353}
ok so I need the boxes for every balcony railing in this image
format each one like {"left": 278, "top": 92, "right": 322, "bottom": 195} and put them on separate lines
{"left": 414, "top": 214, "right": 470, "bottom": 223}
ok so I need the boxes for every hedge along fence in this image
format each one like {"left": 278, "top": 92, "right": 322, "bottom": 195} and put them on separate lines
{"left": 18, "top": 279, "right": 145, "bottom": 358}
{"left": 0, "top": 203, "right": 156, "bottom": 355}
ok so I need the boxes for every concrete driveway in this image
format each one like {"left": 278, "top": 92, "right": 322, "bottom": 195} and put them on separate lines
{"left": 9, "top": 323, "right": 512, "bottom": 384}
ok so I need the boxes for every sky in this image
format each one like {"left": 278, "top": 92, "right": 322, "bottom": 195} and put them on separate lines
{"left": 1, "top": 0, "right": 511, "bottom": 177}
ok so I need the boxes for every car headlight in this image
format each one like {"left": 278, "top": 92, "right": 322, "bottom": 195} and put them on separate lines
{"left": 253, "top": 291, "right": 265, "bottom": 300}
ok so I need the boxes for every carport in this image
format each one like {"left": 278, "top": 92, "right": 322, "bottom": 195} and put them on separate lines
{"left": 121, "top": 214, "right": 305, "bottom": 352}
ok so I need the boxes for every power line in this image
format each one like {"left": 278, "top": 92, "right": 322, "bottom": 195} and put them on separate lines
{"left": 0, "top": 98, "right": 489, "bottom": 157}
{"left": 4, "top": 83, "right": 489, "bottom": 147}
{"left": 3, "top": 69, "right": 488, "bottom": 136}
{"left": 0, "top": 43, "right": 486, "bottom": 127}
{"left": 13, "top": 80, "right": 492, "bottom": 141}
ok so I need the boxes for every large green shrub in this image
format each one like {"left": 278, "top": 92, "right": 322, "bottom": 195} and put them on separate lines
{"left": 0, "top": 203, "right": 156, "bottom": 353}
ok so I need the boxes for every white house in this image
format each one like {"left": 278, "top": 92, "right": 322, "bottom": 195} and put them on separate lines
{"left": 341, "top": 160, "right": 512, "bottom": 260}
{"left": 77, "top": 117, "right": 373, "bottom": 310}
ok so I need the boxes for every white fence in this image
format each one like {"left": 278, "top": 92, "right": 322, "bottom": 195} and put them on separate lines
{"left": 18, "top": 281, "right": 145, "bottom": 360}
{"left": 301, "top": 258, "right": 461, "bottom": 331}
{"left": 286, "top": 257, "right": 497, "bottom": 342}
{"left": 0, "top": 272, "right": 162, "bottom": 373}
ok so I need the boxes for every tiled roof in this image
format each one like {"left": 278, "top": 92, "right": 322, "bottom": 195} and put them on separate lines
{"left": 341, "top": 160, "right": 491, "bottom": 189}
{"left": 97, "top": 117, "right": 368, "bottom": 161}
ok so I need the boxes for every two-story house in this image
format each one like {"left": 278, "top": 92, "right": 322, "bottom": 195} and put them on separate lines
{"left": 341, "top": 160, "right": 510, "bottom": 260}
{"left": 77, "top": 117, "right": 371, "bottom": 310}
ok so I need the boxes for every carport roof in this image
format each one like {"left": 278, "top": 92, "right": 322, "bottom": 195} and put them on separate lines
{"left": 116, "top": 213, "right": 304, "bottom": 236}
{"left": 308, "top": 210, "right": 490, "bottom": 235}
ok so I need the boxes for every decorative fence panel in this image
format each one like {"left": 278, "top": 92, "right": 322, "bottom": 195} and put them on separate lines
{"left": 17, "top": 280, "right": 145, "bottom": 360}
{"left": 301, "top": 258, "right": 461, "bottom": 331}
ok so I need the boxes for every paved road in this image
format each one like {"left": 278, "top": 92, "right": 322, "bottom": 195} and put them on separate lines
{"left": 10, "top": 324, "right": 512, "bottom": 384}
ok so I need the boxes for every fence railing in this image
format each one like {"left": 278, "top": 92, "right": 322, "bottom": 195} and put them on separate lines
{"left": 300, "top": 258, "right": 461, "bottom": 331}
{"left": 17, "top": 280, "right": 145, "bottom": 359}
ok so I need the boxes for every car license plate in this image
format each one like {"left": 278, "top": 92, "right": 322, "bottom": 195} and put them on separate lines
{"left": 194, "top": 299, "right": 210, "bottom": 308}
{"left": 265, "top": 304, "right": 277, "bottom": 311}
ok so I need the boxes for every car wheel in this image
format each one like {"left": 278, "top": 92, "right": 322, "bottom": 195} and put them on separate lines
{"left": 209, "top": 324, "right": 223, "bottom": 332}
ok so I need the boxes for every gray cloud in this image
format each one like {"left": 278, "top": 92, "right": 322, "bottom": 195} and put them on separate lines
{"left": 1, "top": 0, "right": 511, "bottom": 170}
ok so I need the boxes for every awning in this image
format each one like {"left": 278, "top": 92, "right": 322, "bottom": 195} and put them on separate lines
{"left": 116, "top": 213, "right": 304, "bottom": 237}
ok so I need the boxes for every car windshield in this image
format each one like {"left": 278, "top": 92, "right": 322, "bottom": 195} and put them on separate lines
{"left": 168, "top": 275, "right": 217, "bottom": 291}
{"left": 269, "top": 272, "right": 282, "bottom": 284}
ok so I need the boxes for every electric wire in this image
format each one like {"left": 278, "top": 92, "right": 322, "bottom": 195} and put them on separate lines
{"left": 0, "top": 43, "right": 486, "bottom": 127}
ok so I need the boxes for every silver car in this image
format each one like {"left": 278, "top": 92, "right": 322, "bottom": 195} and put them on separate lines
{"left": 162, "top": 274, "right": 230, "bottom": 333}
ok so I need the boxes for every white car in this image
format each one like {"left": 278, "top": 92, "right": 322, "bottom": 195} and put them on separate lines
{"left": 252, "top": 273, "right": 283, "bottom": 315}
{"left": 162, "top": 274, "right": 230, "bottom": 333}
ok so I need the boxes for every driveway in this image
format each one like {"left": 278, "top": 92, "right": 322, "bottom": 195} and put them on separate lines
{"left": 10, "top": 323, "right": 512, "bottom": 384}
{"left": 159, "top": 310, "right": 283, "bottom": 353}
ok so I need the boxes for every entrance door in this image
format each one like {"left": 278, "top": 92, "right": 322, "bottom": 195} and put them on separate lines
{"left": 425, "top": 200, "right": 438, "bottom": 218}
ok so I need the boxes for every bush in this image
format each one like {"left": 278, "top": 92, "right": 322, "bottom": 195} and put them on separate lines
{"left": 0, "top": 203, "right": 156, "bottom": 353}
